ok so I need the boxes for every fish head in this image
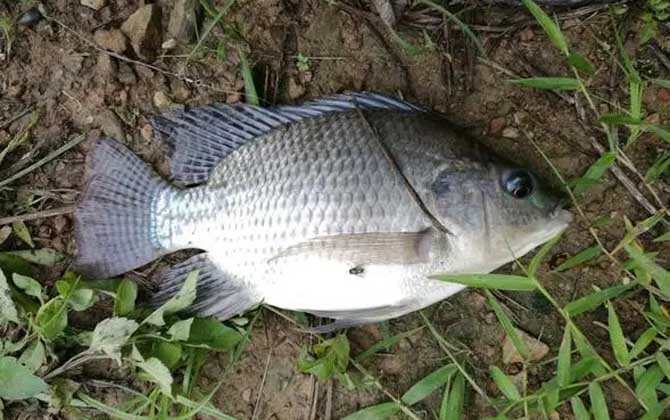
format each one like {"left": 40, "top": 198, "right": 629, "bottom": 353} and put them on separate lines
{"left": 430, "top": 160, "right": 573, "bottom": 270}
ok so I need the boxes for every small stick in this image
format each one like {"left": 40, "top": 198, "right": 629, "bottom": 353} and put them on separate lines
{"left": 0, "top": 206, "right": 74, "bottom": 226}
{"left": 250, "top": 349, "right": 272, "bottom": 420}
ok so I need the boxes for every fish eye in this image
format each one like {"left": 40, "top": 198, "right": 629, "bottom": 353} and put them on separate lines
{"left": 503, "top": 170, "right": 534, "bottom": 199}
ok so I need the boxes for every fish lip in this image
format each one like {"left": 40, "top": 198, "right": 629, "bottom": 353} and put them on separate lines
{"left": 549, "top": 199, "right": 573, "bottom": 225}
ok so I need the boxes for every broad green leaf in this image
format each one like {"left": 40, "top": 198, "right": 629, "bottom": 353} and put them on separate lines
{"left": 571, "top": 396, "right": 591, "bottom": 420}
{"left": 342, "top": 402, "right": 400, "bottom": 420}
{"left": 298, "top": 335, "right": 350, "bottom": 381}
{"left": 238, "top": 49, "right": 258, "bottom": 106}
{"left": 18, "top": 340, "right": 45, "bottom": 373}
{"left": 137, "top": 357, "right": 173, "bottom": 395}
{"left": 12, "top": 221, "right": 33, "bottom": 248}
{"left": 188, "top": 318, "right": 242, "bottom": 351}
{"left": 12, "top": 273, "right": 43, "bottom": 303}
{"left": 355, "top": 327, "right": 423, "bottom": 362}
{"left": 509, "top": 77, "right": 579, "bottom": 91}
{"left": 607, "top": 303, "right": 629, "bottom": 367}
{"left": 35, "top": 297, "right": 68, "bottom": 340}
{"left": 554, "top": 245, "right": 602, "bottom": 272}
{"left": 114, "top": 278, "right": 137, "bottom": 316}
{"left": 630, "top": 328, "right": 658, "bottom": 360}
{"left": 636, "top": 365, "right": 664, "bottom": 408}
{"left": 557, "top": 326, "right": 571, "bottom": 387}
{"left": 3, "top": 249, "right": 65, "bottom": 266}
{"left": 521, "top": 0, "right": 569, "bottom": 54}
{"left": 89, "top": 317, "right": 139, "bottom": 362}
{"left": 490, "top": 366, "right": 521, "bottom": 400}
{"left": 0, "top": 253, "right": 36, "bottom": 279}
{"left": 588, "top": 382, "right": 610, "bottom": 420}
{"left": 0, "top": 269, "right": 19, "bottom": 325}
{"left": 573, "top": 152, "right": 617, "bottom": 196}
{"left": 0, "top": 356, "right": 48, "bottom": 400}
{"left": 529, "top": 232, "right": 563, "bottom": 276}
{"left": 625, "top": 244, "right": 670, "bottom": 298}
{"left": 444, "top": 373, "right": 465, "bottom": 420}
{"left": 144, "top": 270, "right": 198, "bottom": 327}
{"left": 564, "top": 283, "right": 634, "bottom": 316}
{"left": 68, "top": 288, "right": 95, "bottom": 311}
{"left": 48, "top": 378, "right": 80, "bottom": 410}
{"left": 168, "top": 318, "right": 194, "bottom": 342}
{"left": 568, "top": 52, "right": 595, "bottom": 74}
{"left": 153, "top": 341, "right": 182, "bottom": 370}
{"left": 486, "top": 290, "right": 528, "bottom": 359}
{"left": 401, "top": 364, "right": 456, "bottom": 405}
{"left": 656, "top": 353, "right": 670, "bottom": 380}
{"left": 433, "top": 274, "right": 535, "bottom": 291}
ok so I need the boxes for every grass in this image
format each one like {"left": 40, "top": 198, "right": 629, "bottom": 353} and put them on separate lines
{"left": 1, "top": 0, "right": 670, "bottom": 418}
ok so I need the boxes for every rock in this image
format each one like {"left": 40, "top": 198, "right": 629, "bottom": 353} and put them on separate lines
{"left": 502, "top": 127, "right": 520, "bottom": 139}
{"left": 378, "top": 355, "right": 403, "bottom": 375}
{"left": 121, "top": 4, "right": 162, "bottom": 61}
{"left": 53, "top": 216, "right": 69, "bottom": 234}
{"left": 81, "top": 0, "right": 106, "bottom": 10}
{"left": 140, "top": 124, "right": 153, "bottom": 142}
{"left": 17, "top": 7, "right": 43, "bottom": 26}
{"left": 287, "top": 77, "right": 305, "bottom": 100}
{"left": 519, "top": 28, "right": 534, "bottom": 42}
{"left": 153, "top": 91, "right": 172, "bottom": 110}
{"left": 167, "top": 0, "right": 202, "bottom": 44}
{"left": 97, "top": 110, "right": 125, "bottom": 142}
{"left": 162, "top": 38, "right": 178, "bottom": 50}
{"left": 117, "top": 62, "right": 137, "bottom": 85}
{"left": 241, "top": 388, "right": 252, "bottom": 403}
{"left": 93, "top": 29, "right": 128, "bottom": 53}
{"left": 502, "top": 330, "right": 549, "bottom": 364}
{"left": 489, "top": 117, "right": 506, "bottom": 135}
{"left": 95, "top": 53, "right": 116, "bottom": 77}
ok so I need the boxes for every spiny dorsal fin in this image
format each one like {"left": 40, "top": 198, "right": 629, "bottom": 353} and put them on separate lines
{"left": 151, "top": 92, "right": 424, "bottom": 186}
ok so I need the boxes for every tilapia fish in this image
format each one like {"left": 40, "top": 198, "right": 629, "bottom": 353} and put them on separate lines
{"left": 74, "top": 92, "right": 572, "bottom": 331}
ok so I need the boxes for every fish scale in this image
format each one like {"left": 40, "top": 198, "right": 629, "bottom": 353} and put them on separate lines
{"left": 74, "top": 92, "right": 572, "bottom": 331}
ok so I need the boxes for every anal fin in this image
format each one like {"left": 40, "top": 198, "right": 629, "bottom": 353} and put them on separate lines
{"left": 152, "top": 254, "right": 257, "bottom": 320}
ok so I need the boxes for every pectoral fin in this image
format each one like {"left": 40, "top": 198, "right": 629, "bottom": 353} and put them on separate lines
{"left": 271, "top": 229, "right": 435, "bottom": 266}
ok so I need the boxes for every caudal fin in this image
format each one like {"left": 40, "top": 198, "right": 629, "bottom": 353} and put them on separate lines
{"left": 74, "top": 138, "right": 172, "bottom": 279}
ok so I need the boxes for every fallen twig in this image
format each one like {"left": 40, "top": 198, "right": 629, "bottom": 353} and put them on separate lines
{"left": 0, "top": 206, "right": 75, "bottom": 226}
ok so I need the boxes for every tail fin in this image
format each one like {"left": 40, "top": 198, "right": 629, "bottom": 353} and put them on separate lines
{"left": 73, "top": 138, "right": 172, "bottom": 279}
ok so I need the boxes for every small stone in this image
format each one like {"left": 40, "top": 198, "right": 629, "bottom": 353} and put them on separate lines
{"left": 97, "top": 110, "right": 126, "bottom": 142}
{"left": 658, "top": 88, "right": 670, "bottom": 103}
{"left": 519, "top": 28, "right": 534, "bottom": 42}
{"left": 141, "top": 124, "right": 153, "bottom": 142}
{"left": 645, "top": 113, "right": 660, "bottom": 125}
{"left": 93, "top": 29, "right": 128, "bottom": 53}
{"left": 162, "top": 38, "right": 178, "bottom": 50}
{"left": 489, "top": 117, "right": 506, "bottom": 135}
{"left": 121, "top": 4, "right": 163, "bottom": 61}
{"left": 502, "top": 127, "right": 520, "bottom": 139}
{"left": 53, "top": 216, "right": 69, "bottom": 234}
{"left": 378, "top": 355, "right": 403, "bottom": 375}
{"left": 117, "top": 62, "right": 137, "bottom": 85}
{"left": 466, "top": 291, "right": 487, "bottom": 312}
{"left": 95, "top": 53, "right": 117, "bottom": 77}
{"left": 241, "top": 388, "right": 252, "bottom": 403}
{"left": 502, "top": 330, "right": 549, "bottom": 364}
{"left": 167, "top": 0, "right": 202, "bottom": 44}
{"left": 153, "top": 91, "right": 172, "bottom": 110}
{"left": 287, "top": 77, "right": 305, "bottom": 100}
{"left": 80, "top": 0, "right": 106, "bottom": 10}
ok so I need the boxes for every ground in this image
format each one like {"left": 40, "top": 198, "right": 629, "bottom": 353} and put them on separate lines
{"left": 1, "top": 0, "right": 669, "bottom": 418}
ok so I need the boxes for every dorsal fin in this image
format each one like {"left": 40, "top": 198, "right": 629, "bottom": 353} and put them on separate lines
{"left": 151, "top": 92, "right": 424, "bottom": 186}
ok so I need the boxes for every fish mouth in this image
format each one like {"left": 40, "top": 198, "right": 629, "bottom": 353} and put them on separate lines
{"left": 549, "top": 198, "right": 574, "bottom": 229}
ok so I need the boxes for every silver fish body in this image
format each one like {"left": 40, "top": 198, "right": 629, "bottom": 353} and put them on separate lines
{"left": 74, "top": 93, "right": 572, "bottom": 330}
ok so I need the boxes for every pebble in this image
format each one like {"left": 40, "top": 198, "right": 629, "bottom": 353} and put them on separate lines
{"left": 97, "top": 110, "right": 126, "bottom": 142}
{"left": 153, "top": 91, "right": 172, "bottom": 110}
{"left": 502, "top": 127, "right": 520, "bottom": 139}
{"left": 167, "top": 0, "right": 202, "bottom": 44}
{"left": 93, "top": 29, "right": 128, "bottom": 53}
{"left": 121, "top": 4, "right": 163, "bottom": 60}
{"left": 141, "top": 124, "right": 153, "bottom": 142}
{"left": 241, "top": 388, "right": 252, "bottom": 403}
{"left": 488, "top": 117, "right": 506, "bottom": 135}
{"left": 502, "top": 330, "right": 549, "bottom": 364}
{"left": 519, "top": 28, "right": 534, "bottom": 42}
{"left": 162, "top": 38, "right": 178, "bottom": 50}
{"left": 287, "top": 77, "right": 305, "bottom": 100}
{"left": 80, "top": 0, "right": 106, "bottom": 10}
{"left": 53, "top": 216, "right": 69, "bottom": 234}
{"left": 95, "top": 53, "right": 116, "bottom": 77}
{"left": 378, "top": 355, "right": 403, "bottom": 375}
{"left": 117, "top": 62, "right": 137, "bottom": 85}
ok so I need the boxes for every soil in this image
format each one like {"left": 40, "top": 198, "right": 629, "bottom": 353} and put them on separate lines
{"left": 1, "top": 0, "right": 669, "bottom": 419}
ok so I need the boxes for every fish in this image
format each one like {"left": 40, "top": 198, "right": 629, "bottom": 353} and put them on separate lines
{"left": 73, "top": 92, "right": 572, "bottom": 332}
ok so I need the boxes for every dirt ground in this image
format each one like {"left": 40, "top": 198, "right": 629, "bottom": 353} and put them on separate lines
{"left": 1, "top": 0, "right": 669, "bottom": 418}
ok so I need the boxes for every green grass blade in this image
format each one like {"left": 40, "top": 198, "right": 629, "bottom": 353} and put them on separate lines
{"left": 571, "top": 396, "right": 591, "bottom": 420}
{"left": 607, "top": 303, "right": 629, "bottom": 367}
{"left": 238, "top": 49, "right": 259, "bottom": 106}
{"left": 444, "top": 373, "right": 465, "bottom": 420}
{"left": 554, "top": 245, "right": 602, "bottom": 272}
{"left": 624, "top": 244, "right": 670, "bottom": 299}
{"left": 485, "top": 291, "right": 528, "bottom": 359}
{"left": 564, "top": 283, "right": 635, "bottom": 317}
{"left": 630, "top": 328, "right": 657, "bottom": 360}
{"left": 78, "top": 393, "right": 148, "bottom": 420}
{"left": 341, "top": 402, "right": 400, "bottom": 420}
{"left": 636, "top": 365, "right": 664, "bottom": 408}
{"left": 490, "top": 366, "right": 521, "bottom": 401}
{"left": 520, "top": 0, "right": 569, "bottom": 55}
{"left": 654, "top": 231, "right": 670, "bottom": 242}
{"left": 588, "top": 382, "right": 610, "bottom": 420}
{"left": 432, "top": 274, "right": 535, "bottom": 291}
{"left": 355, "top": 327, "right": 423, "bottom": 362}
{"left": 568, "top": 52, "right": 595, "bottom": 74}
{"left": 557, "top": 326, "right": 572, "bottom": 387}
{"left": 645, "top": 152, "right": 670, "bottom": 183}
{"left": 656, "top": 353, "right": 670, "bottom": 380}
{"left": 599, "top": 113, "right": 643, "bottom": 125}
{"left": 572, "top": 152, "right": 617, "bottom": 196}
{"left": 509, "top": 77, "right": 579, "bottom": 91}
{"left": 401, "top": 364, "right": 456, "bottom": 405}
{"left": 529, "top": 232, "right": 562, "bottom": 276}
